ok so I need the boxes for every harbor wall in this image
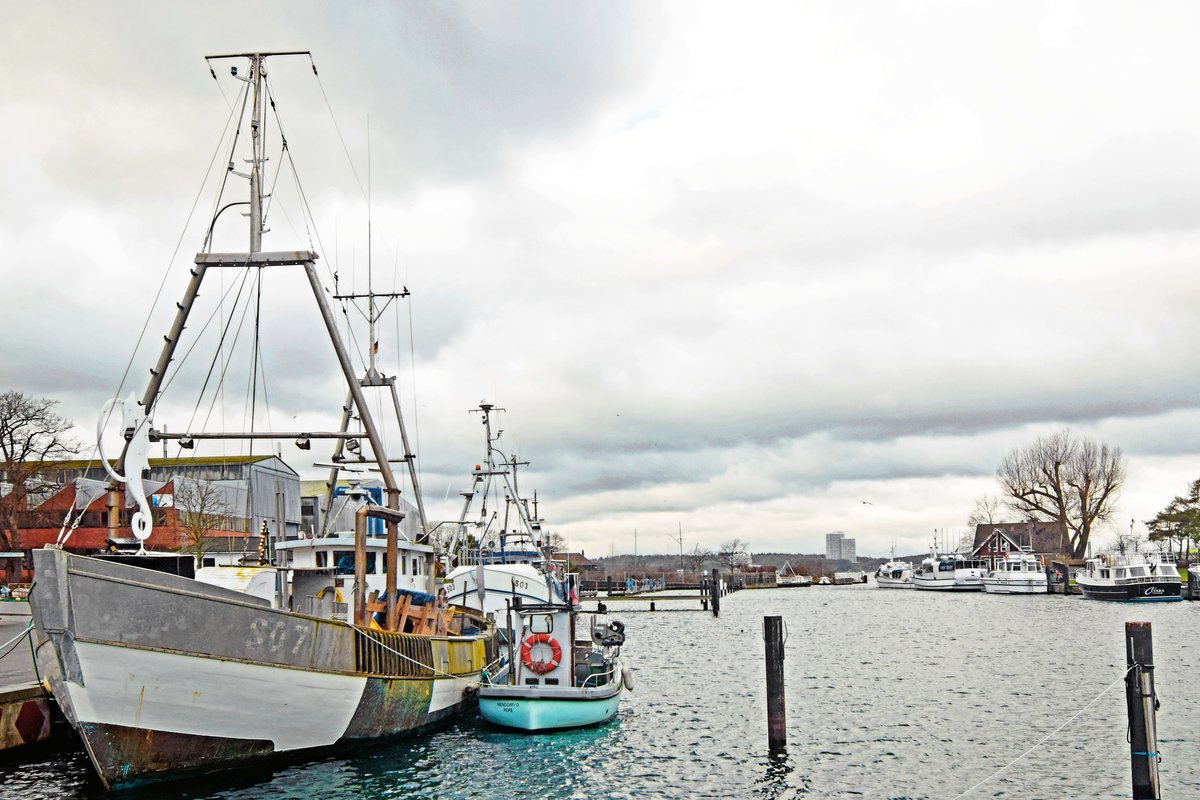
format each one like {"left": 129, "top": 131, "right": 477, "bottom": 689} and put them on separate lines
{"left": 0, "top": 685, "right": 51, "bottom": 752}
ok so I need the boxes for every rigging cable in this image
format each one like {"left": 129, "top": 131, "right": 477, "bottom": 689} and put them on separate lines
{"left": 108, "top": 76, "right": 246, "bottom": 423}
{"left": 202, "top": 78, "right": 252, "bottom": 253}
{"left": 156, "top": 264, "right": 255, "bottom": 402}
{"left": 181, "top": 267, "right": 259, "bottom": 459}
{"left": 171, "top": 268, "right": 255, "bottom": 459}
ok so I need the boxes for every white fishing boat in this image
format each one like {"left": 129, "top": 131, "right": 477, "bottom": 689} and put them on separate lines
{"left": 443, "top": 403, "right": 567, "bottom": 627}
{"left": 478, "top": 601, "right": 628, "bottom": 731}
{"left": 873, "top": 560, "right": 914, "bottom": 589}
{"left": 776, "top": 561, "right": 812, "bottom": 587}
{"left": 911, "top": 550, "right": 986, "bottom": 591}
{"left": 28, "top": 51, "right": 494, "bottom": 790}
{"left": 873, "top": 546, "right": 914, "bottom": 589}
{"left": 982, "top": 550, "right": 1048, "bottom": 594}
{"left": 1075, "top": 551, "right": 1183, "bottom": 602}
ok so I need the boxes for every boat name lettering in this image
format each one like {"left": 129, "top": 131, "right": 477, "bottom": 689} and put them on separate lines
{"left": 1144, "top": 587, "right": 1165, "bottom": 596}
{"left": 247, "top": 618, "right": 307, "bottom": 656}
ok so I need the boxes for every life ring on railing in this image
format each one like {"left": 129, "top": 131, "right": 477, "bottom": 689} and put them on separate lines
{"left": 520, "top": 633, "right": 562, "bottom": 674}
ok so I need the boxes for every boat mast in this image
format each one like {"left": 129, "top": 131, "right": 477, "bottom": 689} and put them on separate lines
{"left": 109, "top": 50, "right": 435, "bottom": 626}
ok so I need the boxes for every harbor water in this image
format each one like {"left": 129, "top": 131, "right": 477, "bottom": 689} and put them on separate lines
{"left": 3, "top": 586, "right": 1198, "bottom": 799}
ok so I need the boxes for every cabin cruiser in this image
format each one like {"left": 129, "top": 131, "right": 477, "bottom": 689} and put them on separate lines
{"left": 874, "top": 547, "right": 914, "bottom": 589}
{"left": 1075, "top": 552, "right": 1182, "bottom": 601}
{"left": 912, "top": 551, "right": 986, "bottom": 591}
{"left": 982, "top": 551, "right": 1048, "bottom": 594}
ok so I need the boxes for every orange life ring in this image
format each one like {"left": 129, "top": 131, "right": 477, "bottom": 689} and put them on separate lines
{"left": 520, "top": 633, "right": 562, "bottom": 674}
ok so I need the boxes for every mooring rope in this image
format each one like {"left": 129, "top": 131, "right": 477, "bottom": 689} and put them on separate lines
{"left": 950, "top": 664, "right": 1137, "bottom": 799}
{"left": 354, "top": 627, "right": 474, "bottom": 683}
{"left": 0, "top": 621, "right": 34, "bottom": 661}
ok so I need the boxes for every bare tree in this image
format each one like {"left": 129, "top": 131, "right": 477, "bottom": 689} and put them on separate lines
{"left": 966, "top": 494, "right": 1004, "bottom": 529}
{"left": 996, "top": 429, "right": 1125, "bottom": 559}
{"left": 717, "top": 538, "right": 750, "bottom": 573}
{"left": 174, "top": 478, "right": 231, "bottom": 565}
{"left": 543, "top": 529, "right": 567, "bottom": 553}
{"left": 683, "top": 543, "right": 712, "bottom": 574}
{"left": 0, "top": 391, "right": 78, "bottom": 551}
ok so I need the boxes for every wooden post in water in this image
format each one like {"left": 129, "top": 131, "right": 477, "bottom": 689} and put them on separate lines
{"left": 764, "top": 615, "right": 786, "bottom": 752}
{"left": 710, "top": 569, "right": 721, "bottom": 617}
{"left": 1125, "top": 621, "right": 1160, "bottom": 800}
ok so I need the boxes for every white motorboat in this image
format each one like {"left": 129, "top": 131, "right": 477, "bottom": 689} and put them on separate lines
{"left": 874, "top": 546, "right": 914, "bottom": 589}
{"left": 1075, "top": 551, "right": 1182, "bottom": 602}
{"left": 982, "top": 550, "right": 1048, "bottom": 594}
{"left": 912, "top": 551, "right": 987, "bottom": 591}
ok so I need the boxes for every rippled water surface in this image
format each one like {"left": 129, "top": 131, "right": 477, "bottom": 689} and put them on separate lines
{"left": 3, "top": 586, "right": 1198, "bottom": 799}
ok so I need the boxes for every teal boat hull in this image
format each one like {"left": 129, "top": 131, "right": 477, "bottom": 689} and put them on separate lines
{"left": 479, "top": 688, "right": 622, "bottom": 731}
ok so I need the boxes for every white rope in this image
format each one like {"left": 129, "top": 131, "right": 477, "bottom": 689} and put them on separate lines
{"left": 951, "top": 665, "right": 1136, "bottom": 799}
{"left": 0, "top": 621, "right": 34, "bottom": 659}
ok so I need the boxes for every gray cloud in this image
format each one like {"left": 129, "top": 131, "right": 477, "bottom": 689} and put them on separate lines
{"left": 7, "top": 2, "right": 1200, "bottom": 557}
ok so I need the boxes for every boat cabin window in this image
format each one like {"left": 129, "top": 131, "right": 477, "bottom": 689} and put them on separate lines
{"left": 412, "top": 557, "right": 419, "bottom": 576}
{"left": 1129, "top": 565, "right": 1149, "bottom": 577}
{"left": 529, "top": 614, "right": 554, "bottom": 634}
{"left": 938, "top": 561, "right": 955, "bottom": 572}
{"left": 316, "top": 551, "right": 327, "bottom": 569}
{"left": 333, "top": 551, "right": 375, "bottom": 575}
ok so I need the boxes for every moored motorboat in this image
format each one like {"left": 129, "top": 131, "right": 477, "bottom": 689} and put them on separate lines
{"left": 1075, "top": 552, "right": 1182, "bottom": 602}
{"left": 478, "top": 602, "right": 627, "bottom": 731}
{"left": 874, "top": 547, "right": 914, "bottom": 589}
{"left": 982, "top": 551, "right": 1048, "bottom": 594}
{"left": 912, "top": 551, "right": 986, "bottom": 591}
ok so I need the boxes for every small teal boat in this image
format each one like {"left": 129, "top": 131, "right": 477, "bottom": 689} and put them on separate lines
{"left": 479, "top": 602, "right": 630, "bottom": 731}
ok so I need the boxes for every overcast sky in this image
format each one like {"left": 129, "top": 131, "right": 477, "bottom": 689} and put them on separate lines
{"left": 5, "top": 1, "right": 1200, "bottom": 558}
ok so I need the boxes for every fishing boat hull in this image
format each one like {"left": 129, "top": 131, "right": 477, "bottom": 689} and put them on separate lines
{"left": 445, "top": 562, "right": 553, "bottom": 614}
{"left": 478, "top": 683, "right": 622, "bottom": 731}
{"left": 29, "top": 548, "right": 490, "bottom": 789}
{"left": 1076, "top": 580, "right": 1182, "bottom": 602}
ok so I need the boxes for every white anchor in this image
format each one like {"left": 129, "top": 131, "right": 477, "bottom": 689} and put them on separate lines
{"left": 96, "top": 393, "right": 154, "bottom": 553}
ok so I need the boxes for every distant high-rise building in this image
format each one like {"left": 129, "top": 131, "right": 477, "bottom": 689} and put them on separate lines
{"left": 840, "top": 538, "right": 856, "bottom": 562}
{"left": 825, "top": 531, "right": 856, "bottom": 562}
{"left": 825, "top": 532, "right": 844, "bottom": 560}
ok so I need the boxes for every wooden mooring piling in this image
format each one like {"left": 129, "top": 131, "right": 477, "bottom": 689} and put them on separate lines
{"left": 1125, "top": 621, "right": 1160, "bottom": 800}
{"left": 763, "top": 615, "right": 786, "bottom": 752}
